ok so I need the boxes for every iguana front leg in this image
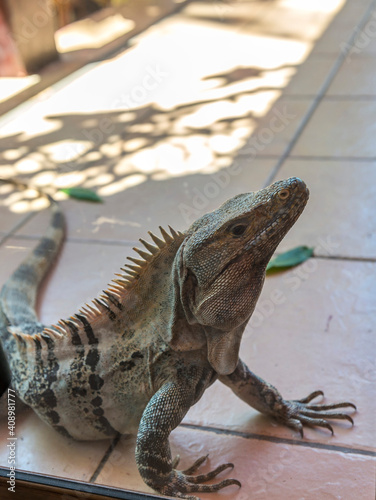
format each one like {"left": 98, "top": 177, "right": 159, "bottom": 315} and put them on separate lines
{"left": 136, "top": 380, "right": 240, "bottom": 499}
{"left": 220, "top": 359, "right": 356, "bottom": 436}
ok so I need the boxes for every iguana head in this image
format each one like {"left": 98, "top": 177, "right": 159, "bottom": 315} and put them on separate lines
{"left": 177, "top": 177, "right": 309, "bottom": 375}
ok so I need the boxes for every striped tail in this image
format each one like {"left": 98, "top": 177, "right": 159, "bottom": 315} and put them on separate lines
{"left": 0, "top": 180, "right": 65, "bottom": 361}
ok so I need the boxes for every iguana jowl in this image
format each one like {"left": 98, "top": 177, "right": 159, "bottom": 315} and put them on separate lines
{"left": 0, "top": 177, "right": 356, "bottom": 499}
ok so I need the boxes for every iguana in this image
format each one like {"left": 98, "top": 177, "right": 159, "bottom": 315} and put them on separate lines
{"left": 0, "top": 176, "right": 356, "bottom": 499}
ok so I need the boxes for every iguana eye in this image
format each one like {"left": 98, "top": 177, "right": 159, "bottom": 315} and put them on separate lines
{"left": 230, "top": 224, "right": 247, "bottom": 237}
{"left": 278, "top": 189, "right": 290, "bottom": 200}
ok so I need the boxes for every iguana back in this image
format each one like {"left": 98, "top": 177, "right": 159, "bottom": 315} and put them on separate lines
{"left": 0, "top": 185, "right": 193, "bottom": 440}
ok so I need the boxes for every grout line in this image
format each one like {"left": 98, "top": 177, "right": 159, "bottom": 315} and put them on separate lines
{"left": 89, "top": 433, "right": 122, "bottom": 483}
{"left": 270, "top": 252, "right": 376, "bottom": 264}
{"left": 6, "top": 234, "right": 376, "bottom": 263}
{"left": 3, "top": 232, "right": 139, "bottom": 248}
{"left": 6, "top": 233, "right": 376, "bottom": 264}
{"left": 236, "top": 153, "right": 281, "bottom": 159}
{"left": 179, "top": 423, "right": 376, "bottom": 458}
{"left": 0, "top": 212, "right": 37, "bottom": 248}
{"left": 315, "top": 254, "right": 376, "bottom": 263}
{"left": 262, "top": 0, "right": 376, "bottom": 187}
{"left": 242, "top": 94, "right": 376, "bottom": 102}
{"left": 321, "top": 95, "right": 376, "bottom": 101}
{"left": 280, "top": 95, "right": 376, "bottom": 101}
{"left": 61, "top": 237, "right": 138, "bottom": 247}
{"left": 281, "top": 155, "right": 376, "bottom": 162}
{"left": 237, "top": 153, "right": 376, "bottom": 162}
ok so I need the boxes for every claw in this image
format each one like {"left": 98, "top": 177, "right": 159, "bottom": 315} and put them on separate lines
{"left": 168, "top": 476, "right": 241, "bottom": 498}
{"left": 307, "top": 402, "right": 357, "bottom": 412}
{"left": 298, "top": 415, "right": 334, "bottom": 434}
{"left": 181, "top": 454, "right": 209, "bottom": 475}
{"left": 300, "top": 409, "right": 355, "bottom": 426}
{"left": 188, "top": 462, "right": 234, "bottom": 484}
{"left": 296, "top": 390, "right": 324, "bottom": 404}
{"left": 161, "top": 458, "right": 241, "bottom": 498}
{"left": 286, "top": 417, "right": 304, "bottom": 438}
{"left": 172, "top": 455, "right": 181, "bottom": 469}
{"left": 188, "top": 477, "right": 241, "bottom": 493}
{"left": 280, "top": 389, "right": 357, "bottom": 438}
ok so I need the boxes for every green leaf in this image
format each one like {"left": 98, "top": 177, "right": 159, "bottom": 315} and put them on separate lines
{"left": 59, "top": 187, "right": 103, "bottom": 203}
{"left": 266, "top": 245, "right": 314, "bottom": 273}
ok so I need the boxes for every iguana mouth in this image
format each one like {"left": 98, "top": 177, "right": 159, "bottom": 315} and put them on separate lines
{"left": 245, "top": 197, "right": 307, "bottom": 251}
{"left": 244, "top": 218, "right": 282, "bottom": 250}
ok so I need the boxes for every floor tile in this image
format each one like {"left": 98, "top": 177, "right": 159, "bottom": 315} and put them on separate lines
{"left": 327, "top": 55, "right": 376, "bottom": 95}
{"left": 240, "top": 98, "right": 314, "bottom": 157}
{"left": 274, "top": 160, "right": 376, "bottom": 259}
{"left": 339, "top": 5, "right": 376, "bottom": 57}
{"left": 0, "top": 211, "right": 26, "bottom": 237}
{"left": 0, "top": 407, "right": 110, "bottom": 480}
{"left": 311, "top": 0, "right": 375, "bottom": 56}
{"left": 0, "top": 237, "right": 134, "bottom": 325}
{"left": 185, "top": 259, "right": 375, "bottom": 451}
{"left": 283, "top": 55, "right": 337, "bottom": 96}
{"left": 184, "top": 0, "right": 345, "bottom": 44}
{"left": 95, "top": 426, "right": 376, "bottom": 500}
{"left": 0, "top": 181, "right": 35, "bottom": 235}
{"left": 290, "top": 100, "right": 376, "bottom": 158}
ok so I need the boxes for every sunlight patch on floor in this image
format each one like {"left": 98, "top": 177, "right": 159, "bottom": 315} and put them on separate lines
{"left": 98, "top": 173, "right": 147, "bottom": 196}
{"left": 0, "top": 75, "right": 40, "bottom": 103}
{"left": 280, "top": 0, "right": 345, "bottom": 14}
{"left": 40, "top": 140, "right": 92, "bottom": 163}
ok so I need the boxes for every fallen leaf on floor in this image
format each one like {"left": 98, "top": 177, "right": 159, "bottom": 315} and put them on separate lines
{"left": 266, "top": 245, "right": 314, "bottom": 274}
{"left": 59, "top": 187, "right": 103, "bottom": 202}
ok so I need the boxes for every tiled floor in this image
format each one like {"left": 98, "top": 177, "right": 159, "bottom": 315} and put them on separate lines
{"left": 0, "top": 1, "right": 375, "bottom": 499}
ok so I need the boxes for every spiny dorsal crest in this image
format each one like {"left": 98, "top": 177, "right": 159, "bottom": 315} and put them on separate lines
{"left": 9, "top": 325, "right": 62, "bottom": 349}
{"left": 112, "top": 225, "right": 183, "bottom": 289}
{"left": 12, "top": 225, "right": 184, "bottom": 348}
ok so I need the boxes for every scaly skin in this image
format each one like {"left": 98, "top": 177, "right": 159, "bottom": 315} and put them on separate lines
{"left": 0, "top": 177, "right": 356, "bottom": 499}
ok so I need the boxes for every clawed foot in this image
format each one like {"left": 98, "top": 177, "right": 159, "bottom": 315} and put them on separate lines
{"left": 277, "top": 390, "right": 356, "bottom": 437}
{"left": 161, "top": 454, "right": 241, "bottom": 500}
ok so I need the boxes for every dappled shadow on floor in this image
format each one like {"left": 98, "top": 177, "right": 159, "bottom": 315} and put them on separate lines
{"left": 0, "top": 62, "right": 292, "bottom": 212}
